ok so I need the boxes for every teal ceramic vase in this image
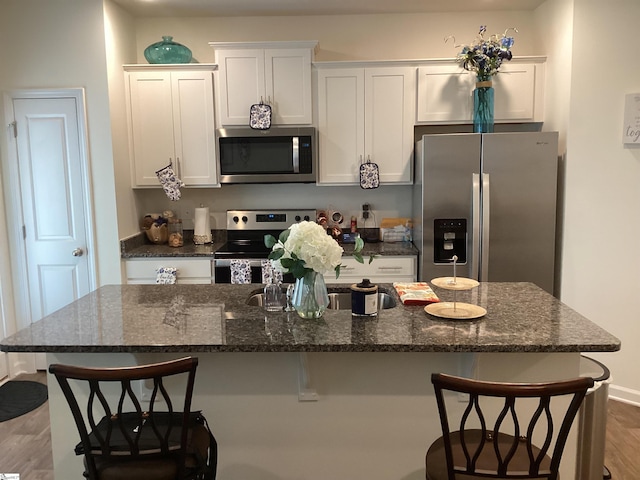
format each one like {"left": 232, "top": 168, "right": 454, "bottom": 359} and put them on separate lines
{"left": 473, "top": 77, "right": 495, "bottom": 133}
{"left": 291, "top": 271, "right": 329, "bottom": 319}
{"left": 144, "top": 36, "right": 192, "bottom": 64}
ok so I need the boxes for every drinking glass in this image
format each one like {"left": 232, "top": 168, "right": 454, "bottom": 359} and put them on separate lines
{"left": 263, "top": 283, "right": 284, "bottom": 312}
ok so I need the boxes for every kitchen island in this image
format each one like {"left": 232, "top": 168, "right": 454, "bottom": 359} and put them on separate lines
{"left": 0, "top": 283, "right": 620, "bottom": 480}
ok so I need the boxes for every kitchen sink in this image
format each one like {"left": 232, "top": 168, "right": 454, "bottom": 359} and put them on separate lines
{"left": 326, "top": 292, "right": 396, "bottom": 310}
{"left": 246, "top": 289, "right": 396, "bottom": 310}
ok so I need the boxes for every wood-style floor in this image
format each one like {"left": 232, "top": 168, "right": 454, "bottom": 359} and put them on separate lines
{"left": 0, "top": 372, "right": 52, "bottom": 480}
{"left": 1, "top": 372, "right": 639, "bottom": 480}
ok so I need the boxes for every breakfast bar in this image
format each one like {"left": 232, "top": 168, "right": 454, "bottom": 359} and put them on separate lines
{"left": 0, "top": 282, "right": 621, "bottom": 480}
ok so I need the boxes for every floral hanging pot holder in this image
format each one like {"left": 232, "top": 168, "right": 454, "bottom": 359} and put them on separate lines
{"left": 249, "top": 101, "right": 272, "bottom": 130}
{"left": 155, "top": 161, "right": 184, "bottom": 201}
{"left": 360, "top": 159, "right": 380, "bottom": 189}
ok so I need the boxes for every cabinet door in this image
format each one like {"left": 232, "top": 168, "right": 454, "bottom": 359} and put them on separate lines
{"left": 125, "top": 259, "right": 212, "bottom": 284}
{"left": 317, "top": 68, "right": 365, "bottom": 184}
{"left": 127, "top": 71, "right": 175, "bottom": 186}
{"left": 171, "top": 71, "right": 218, "bottom": 186}
{"left": 265, "top": 48, "right": 312, "bottom": 124}
{"left": 417, "top": 63, "right": 539, "bottom": 123}
{"left": 365, "top": 67, "right": 415, "bottom": 184}
{"left": 417, "top": 65, "right": 474, "bottom": 122}
{"left": 493, "top": 63, "right": 536, "bottom": 120}
{"left": 333, "top": 256, "right": 417, "bottom": 284}
{"left": 216, "top": 49, "right": 265, "bottom": 125}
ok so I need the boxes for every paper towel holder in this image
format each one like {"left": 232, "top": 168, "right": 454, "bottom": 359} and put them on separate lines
{"left": 193, "top": 204, "right": 212, "bottom": 245}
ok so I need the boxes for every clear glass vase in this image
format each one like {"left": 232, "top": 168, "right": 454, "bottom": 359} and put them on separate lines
{"left": 473, "top": 77, "right": 495, "bottom": 133}
{"left": 291, "top": 271, "right": 329, "bottom": 319}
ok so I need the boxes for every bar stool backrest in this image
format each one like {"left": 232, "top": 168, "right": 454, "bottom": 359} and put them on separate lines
{"left": 49, "top": 357, "right": 200, "bottom": 480}
{"left": 430, "top": 373, "right": 594, "bottom": 480}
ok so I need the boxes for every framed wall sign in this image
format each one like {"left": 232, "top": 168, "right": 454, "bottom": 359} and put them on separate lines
{"left": 623, "top": 93, "right": 640, "bottom": 144}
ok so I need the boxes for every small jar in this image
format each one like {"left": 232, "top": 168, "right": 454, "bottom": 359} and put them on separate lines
{"left": 168, "top": 217, "right": 184, "bottom": 247}
{"left": 351, "top": 278, "right": 378, "bottom": 317}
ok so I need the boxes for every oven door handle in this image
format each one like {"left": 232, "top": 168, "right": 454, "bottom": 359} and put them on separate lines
{"left": 214, "top": 259, "right": 267, "bottom": 268}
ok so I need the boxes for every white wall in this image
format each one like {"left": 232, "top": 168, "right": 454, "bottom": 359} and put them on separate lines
{"left": 134, "top": 12, "right": 540, "bottom": 64}
{"left": 534, "top": 0, "right": 574, "bottom": 153}
{"left": 0, "top": 0, "right": 122, "bottom": 340}
{"left": 533, "top": 0, "right": 574, "bottom": 297}
{"left": 561, "top": 0, "right": 640, "bottom": 403}
{"left": 104, "top": 2, "right": 139, "bottom": 240}
{"left": 134, "top": 184, "right": 414, "bottom": 232}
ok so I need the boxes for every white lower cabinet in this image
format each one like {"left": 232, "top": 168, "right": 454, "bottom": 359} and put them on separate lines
{"left": 331, "top": 256, "right": 417, "bottom": 284}
{"left": 125, "top": 259, "right": 213, "bottom": 284}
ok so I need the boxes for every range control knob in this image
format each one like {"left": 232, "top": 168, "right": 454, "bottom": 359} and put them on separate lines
{"left": 295, "top": 215, "right": 301, "bottom": 222}
{"left": 242, "top": 216, "right": 248, "bottom": 223}
{"left": 232, "top": 216, "right": 239, "bottom": 223}
{"left": 304, "top": 215, "right": 310, "bottom": 221}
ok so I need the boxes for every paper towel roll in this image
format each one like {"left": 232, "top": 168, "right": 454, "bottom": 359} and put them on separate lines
{"left": 193, "top": 207, "right": 212, "bottom": 244}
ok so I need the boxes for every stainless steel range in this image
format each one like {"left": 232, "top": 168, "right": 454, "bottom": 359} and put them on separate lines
{"left": 213, "top": 209, "right": 316, "bottom": 283}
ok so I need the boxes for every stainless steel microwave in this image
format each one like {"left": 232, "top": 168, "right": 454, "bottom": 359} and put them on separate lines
{"left": 217, "top": 126, "right": 316, "bottom": 184}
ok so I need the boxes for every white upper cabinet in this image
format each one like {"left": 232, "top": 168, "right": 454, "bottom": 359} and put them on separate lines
{"left": 211, "top": 41, "right": 316, "bottom": 126}
{"left": 316, "top": 64, "right": 415, "bottom": 185}
{"left": 416, "top": 58, "right": 545, "bottom": 124}
{"left": 124, "top": 65, "right": 218, "bottom": 187}
{"left": 416, "top": 64, "right": 474, "bottom": 122}
{"left": 492, "top": 63, "right": 537, "bottom": 120}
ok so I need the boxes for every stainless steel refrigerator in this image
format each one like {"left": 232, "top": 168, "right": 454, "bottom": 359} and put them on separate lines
{"left": 413, "top": 132, "right": 558, "bottom": 294}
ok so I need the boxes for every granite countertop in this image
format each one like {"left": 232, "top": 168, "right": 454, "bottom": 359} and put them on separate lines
{"left": 120, "top": 230, "right": 419, "bottom": 258}
{"left": 0, "top": 283, "right": 620, "bottom": 354}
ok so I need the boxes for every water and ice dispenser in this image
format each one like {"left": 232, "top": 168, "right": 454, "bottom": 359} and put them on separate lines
{"left": 433, "top": 219, "right": 467, "bottom": 264}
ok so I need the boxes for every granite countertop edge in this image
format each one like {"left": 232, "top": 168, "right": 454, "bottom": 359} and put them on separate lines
{"left": 2, "top": 344, "right": 620, "bottom": 354}
{"left": 0, "top": 283, "right": 621, "bottom": 355}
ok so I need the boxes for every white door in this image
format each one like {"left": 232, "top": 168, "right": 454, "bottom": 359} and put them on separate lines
{"left": 3, "top": 90, "right": 94, "bottom": 371}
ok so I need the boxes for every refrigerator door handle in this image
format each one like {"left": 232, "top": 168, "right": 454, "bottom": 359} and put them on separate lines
{"left": 471, "top": 173, "right": 481, "bottom": 280}
{"left": 480, "top": 173, "right": 491, "bottom": 282}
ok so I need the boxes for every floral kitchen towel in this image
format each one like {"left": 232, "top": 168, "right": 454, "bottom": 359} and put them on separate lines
{"left": 261, "top": 259, "right": 283, "bottom": 284}
{"left": 393, "top": 282, "right": 440, "bottom": 305}
{"left": 155, "top": 163, "right": 184, "bottom": 201}
{"left": 249, "top": 101, "right": 272, "bottom": 130}
{"left": 156, "top": 266, "right": 178, "bottom": 284}
{"left": 230, "top": 259, "right": 252, "bottom": 284}
{"left": 360, "top": 161, "right": 380, "bottom": 189}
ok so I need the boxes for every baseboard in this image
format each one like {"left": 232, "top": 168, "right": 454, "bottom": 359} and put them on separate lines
{"left": 7, "top": 352, "right": 36, "bottom": 378}
{"left": 609, "top": 383, "right": 640, "bottom": 407}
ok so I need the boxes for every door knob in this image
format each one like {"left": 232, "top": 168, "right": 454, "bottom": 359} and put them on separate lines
{"left": 72, "top": 248, "right": 84, "bottom": 257}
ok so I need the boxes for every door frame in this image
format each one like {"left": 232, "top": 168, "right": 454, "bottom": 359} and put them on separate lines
{"left": 1, "top": 88, "right": 97, "bottom": 375}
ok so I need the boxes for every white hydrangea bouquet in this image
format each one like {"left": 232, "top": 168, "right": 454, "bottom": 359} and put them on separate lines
{"left": 264, "top": 220, "right": 367, "bottom": 279}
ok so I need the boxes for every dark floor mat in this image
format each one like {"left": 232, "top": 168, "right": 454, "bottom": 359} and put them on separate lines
{"left": 0, "top": 380, "right": 48, "bottom": 422}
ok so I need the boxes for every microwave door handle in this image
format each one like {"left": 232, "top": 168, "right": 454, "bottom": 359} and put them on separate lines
{"left": 292, "top": 136, "right": 300, "bottom": 173}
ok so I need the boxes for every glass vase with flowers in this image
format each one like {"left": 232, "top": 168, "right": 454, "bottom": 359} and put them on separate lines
{"left": 448, "top": 26, "right": 517, "bottom": 132}
{"left": 264, "top": 221, "right": 369, "bottom": 319}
